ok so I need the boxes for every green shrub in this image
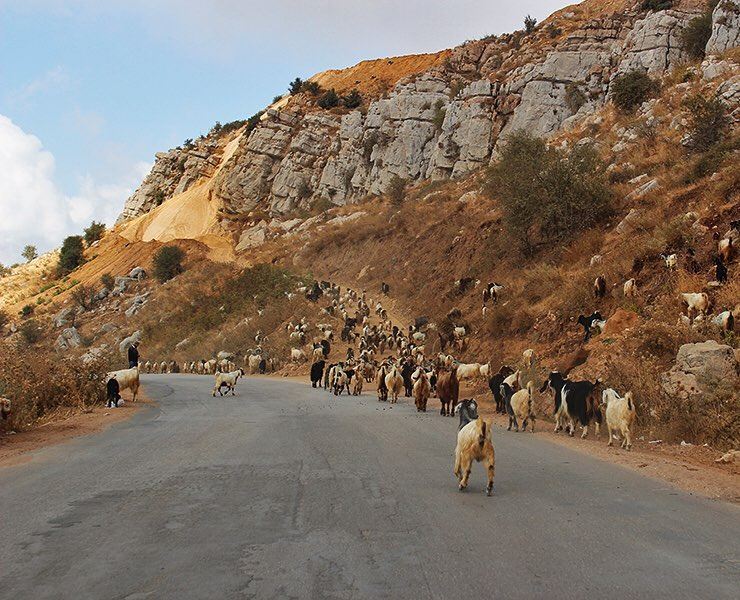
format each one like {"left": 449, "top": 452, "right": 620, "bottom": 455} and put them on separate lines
{"left": 611, "top": 70, "right": 658, "bottom": 112}
{"left": 83, "top": 221, "right": 106, "bottom": 245}
{"left": 641, "top": 0, "right": 673, "bottom": 10}
{"left": 524, "top": 15, "right": 537, "bottom": 34}
{"left": 432, "top": 100, "right": 446, "bottom": 131}
{"left": 71, "top": 283, "right": 94, "bottom": 311}
{"left": 153, "top": 246, "right": 185, "bottom": 283}
{"left": 151, "top": 188, "right": 166, "bottom": 207}
{"left": 683, "top": 93, "right": 730, "bottom": 152}
{"left": 343, "top": 89, "right": 362, "bottom": 109}
{"left": 19, "top": 320, "right": 42, "bottom": 345}
{"left": 486, "top": 131, "right": 612, "bottom": 254}
{"left": 681, "top": 12, "right": 714, "bottom": 59}
{"left": 101, "top": 272, "right": 115, "bottom": 290}
{"left": 22, "top": 245, "right": 37, "bottom": 262}
{"left": 58, "top": 235, "right": 85, "bottom": 274}
{"left": 565, "top": 83, "right": 587, "bottom": 113}
{"left": 273, "top": 95, "right": 283, "bottom": 104}
{"left": 244, "top": 111, "right": 265, "bottom": 136}
{"left": 289, "top": 77, "right": 303, "bottom": 94}
{"left": 387, "top": 175, "right": 407, "bottom": 206}
{"left": 317, "top": 88, "right": 340, "bottom": 109}
{"left": 547, "top": 24, "right": 563, "bottom": 38}
{"left": 20, "top": 304, "right": 34, "bottom": 318}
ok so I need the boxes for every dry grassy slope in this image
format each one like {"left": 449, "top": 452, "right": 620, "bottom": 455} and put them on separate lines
{"left": 311, "top": 52, "right": 450, "bottom": 96}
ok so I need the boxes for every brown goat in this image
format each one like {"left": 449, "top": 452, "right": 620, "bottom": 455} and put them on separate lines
{"left": 436, "top": 368, "right": 460, "bottom": 417}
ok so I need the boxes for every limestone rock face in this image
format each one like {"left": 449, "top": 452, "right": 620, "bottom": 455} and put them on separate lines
{"left": 661, "top": 341, "right": 739, "bottom": 399}
{"left": 706, "top": 0, "right": 740, "bottom": 55}
{"left": 118, "top": 5, "right": 729, "bottom": 227}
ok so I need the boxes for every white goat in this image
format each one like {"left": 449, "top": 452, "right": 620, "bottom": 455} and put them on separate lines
{"left": 681, "top": 292, "right": 710, "bottom": 322}
{"left": 601, "top": 388, "right": 636, "bottom": 450}
{"left": 454, "top": 406, "right": 495, "bottom": 496}
{"left": 212, "top": 369, "right": 244, "bottom": 397}
{"left": 106, "top": 367, "right": 140, "bottom": 402}
{"left": 623, "top": 278, "right": 637, "bottom": 298}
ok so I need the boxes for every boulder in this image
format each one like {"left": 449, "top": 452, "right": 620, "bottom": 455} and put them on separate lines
{"left": 235, "top": 223, "right": 268, "bottom": 251}
{"left": 52, "top": 307, "right": 75, "bottom": 328}
{"left": 81, "top": 344, "right": 109, "bottom": 364}
{"left": 125, "top": 292, "right": 151, "bottom": 318}
{"left": 119, "top": 331, "right": 142, "bottom": 355}
{"left": 55, "top": 327, "right": 83, "bottom": 351}
{"left": 128, "top": 267, "right": 147, "bottom": 280}
{"left": 661, "top": 340, "right": 739, "bottom": 399}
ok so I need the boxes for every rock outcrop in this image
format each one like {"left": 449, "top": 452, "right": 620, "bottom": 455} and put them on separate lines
{"left": 706, "top": 0, "right": 740, "bottom": 55}
{"left": 661, "top": 340, "right": 739, "bottom": 399}
{"left": 119, "top": 1, "right": 734, "bottom": 229}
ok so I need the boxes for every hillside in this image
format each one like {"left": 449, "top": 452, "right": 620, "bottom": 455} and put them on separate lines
{"left": 1, "top": 0, "right": 738, "bottom": 469}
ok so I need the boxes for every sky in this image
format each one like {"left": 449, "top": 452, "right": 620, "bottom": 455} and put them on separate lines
{"left": 0, "top": 0, "right": 567, "bottom": 265}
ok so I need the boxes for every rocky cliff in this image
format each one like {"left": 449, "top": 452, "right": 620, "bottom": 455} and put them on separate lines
{"left": 119, "top": 0, "right": 733, "bottom": 227}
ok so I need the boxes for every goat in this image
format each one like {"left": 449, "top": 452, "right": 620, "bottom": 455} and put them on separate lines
{"left": 412, "top": 367, "right": 431, "bottom": 412}
{"left": 385, "top": 365, "right": 404, "bottom": 404}
{"left": 376, "top": 364, "right": 389, "bottom": 402}
{"left": 711, "top": 311, "right": 735, "bottom": 332}
{"left": 681, "top": 292, "right": 710, "bottom": 323}
{"left": 718, "top": 238, "right": 734, "bottom": 264}
{"left": 456, "top": 362, "right": 484, "bottom": 380}
{"left": 594, "top": 275, "right": 606, "bottom": 299}
{"left": 501, "top": 381, "right": 536, "bottom": 432}
{"left": 106, "top": 367, "right": 140, "bottom": 402}
{"left": 291, "top": 348, "right": 307, "bottom": 363}
{"left": 715, "top": 257, "right": 728, "bottom": 284}
{"left": 310, "top": 360, "right": 325, "bottom": 388}
{"left": 623, "top": 278, "right": 637, "bottom": 298}
{"left": 559, "top": 379, "right": 603, "bottom": 438}
{"left": 577, "top": 311, "right": 604, "bottom": 342}
{"left": 212, "top": 369, "right": 244, "bottom": 397}
{"left": 453, "top": 400, "right": 495, "bottom": 496}
{"left": 436, "top": 368, "right": 460, "bottom": 417}
{"left": 352, "top": 374, "right": 363, "bottom": 396}
{"left": 401, "top": 360, "right": 415, "bottom": 397}
{"left": 488, "top": 365, "right": 515, "bottom": 414}
{"left": 661, "top": 253, "right": 678, "bottom": 270}
{"left": 601, "top": 388, "right": 636, "bottom": 450}
{"left": 540, "top": 372, "right": 568, "bottom": 431}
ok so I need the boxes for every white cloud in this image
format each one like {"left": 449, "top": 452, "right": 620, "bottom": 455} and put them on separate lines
{"left": 0, "top": 114, "right": 149, "bottom": 264}
{"left": 5, "top": 66, "right": 70, "bottom": 108}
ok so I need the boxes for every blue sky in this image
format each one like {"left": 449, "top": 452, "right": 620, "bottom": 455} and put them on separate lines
{"left": 0, "top": 0, "right": 566, "bottom": 264}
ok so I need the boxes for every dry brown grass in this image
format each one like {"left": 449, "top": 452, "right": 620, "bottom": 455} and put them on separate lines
{"left": 0, "top": 343, "right": 117, "bottom": 432}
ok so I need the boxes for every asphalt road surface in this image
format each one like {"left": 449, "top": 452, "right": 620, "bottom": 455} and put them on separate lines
{"left": 1, "top": 374, "right": 738, "bottom": 599}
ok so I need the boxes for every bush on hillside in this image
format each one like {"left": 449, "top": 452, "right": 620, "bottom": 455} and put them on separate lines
{"left": 153, "top": 245, "right": 185, "bottom": 283}
{"left": 343, "top": 89, "right": 362, "bottom": 109}
{"left": 18, "top": 319, "right": 42, "bottom": 345}
{"left": 681, "top": 2, "right": 717, "bottom": 60}
{"left": 611, "top": 70, "right": 658, "bottom": 112}
{"left": 486, "top": 131, "right": 612, "bottom": 254}
{"left": 83, "top": 221, "right": 106, "bottom": 245}
{"left": 71, "top": 283, "right": 95, "bottom": 311}
{"left": 22, "top": 245, "right": 37, "bottom": 262}
{"left": 58, "top": 235, "right": 85, "bottom": 274}
{"left": 683, "top": 93, "right": 730, "bottom": 152}
{"left": 20, "top": 304, "right": 34, "bottom": 318}
{"left": 0, "top": 310, "right": 9, "bottom": 330}
{"left": 387, "top": 175, "right": 407, "bottom": 206}
{"left": 641, "top": 0, "right": 673, "bottom": 10}
{"left": 317, "top": 88, "right": 340, "bottom": 109}
{"left": 244, "top": 111, "right": 265, "bottom": 136}
{"left": 100, "top": 272, "right": 114, "bottom": 290}
{"left": 524, "top": 15, "right": 537, "bottom": 34}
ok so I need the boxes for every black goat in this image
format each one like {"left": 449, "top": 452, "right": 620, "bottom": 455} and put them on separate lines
{"left": 715, "top": 256, "right": 728, "bottom": 284}
{"left": 455, "top": 398, "right": 480, "bottom": 431}
{"left": 577, "top": 311, "right": 603, "bottom": 342}
{"left": 310, "top": 360, "right": 325, "bottom": 388}
{"left": 488, "top": 365, "right": 515, "bottom": 414}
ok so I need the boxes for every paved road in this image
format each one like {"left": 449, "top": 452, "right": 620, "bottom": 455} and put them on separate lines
{"left": 1, "top": 375, "right": 738, "bottom": 599}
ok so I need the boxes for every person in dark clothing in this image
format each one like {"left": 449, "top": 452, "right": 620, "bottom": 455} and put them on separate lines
{"left": 127, "top": 342, "right": 139, "bottom": 368}
{"left": 106, "top": 376, "right": 121, "bottom": 408}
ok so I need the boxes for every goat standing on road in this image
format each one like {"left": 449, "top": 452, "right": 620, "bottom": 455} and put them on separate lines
{"left": 453, "top": 399, "right": 495, "bottom": 496}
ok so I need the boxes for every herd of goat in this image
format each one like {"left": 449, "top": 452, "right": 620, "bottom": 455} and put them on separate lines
{"left": 108, "top": 220, "right": 736, "bottom": 494}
